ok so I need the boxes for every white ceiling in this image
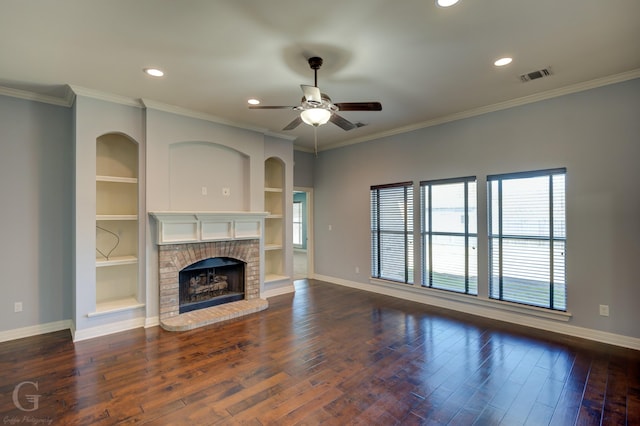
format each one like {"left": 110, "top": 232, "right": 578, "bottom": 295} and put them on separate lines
{"left": 1, "top": 0, "right": 639, "bottom": 151}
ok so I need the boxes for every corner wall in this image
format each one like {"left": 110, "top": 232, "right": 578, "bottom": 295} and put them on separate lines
{"left": 0, "top": 95, "right": 72, "bottom": 335}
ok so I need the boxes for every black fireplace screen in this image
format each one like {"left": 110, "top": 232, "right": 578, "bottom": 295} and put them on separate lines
{"left": 179, "top": 257, "right": 245, "bottom": 313}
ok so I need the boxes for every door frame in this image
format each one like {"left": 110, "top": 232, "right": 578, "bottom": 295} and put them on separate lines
{"left": 294, "top": 186, "right": 314, "bottom": 278}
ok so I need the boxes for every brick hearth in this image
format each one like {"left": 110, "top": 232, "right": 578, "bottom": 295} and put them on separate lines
{"left": 158, "top": 239, "right": 267, "bottom": 330}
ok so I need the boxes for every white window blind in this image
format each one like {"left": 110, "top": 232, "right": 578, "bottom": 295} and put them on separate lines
{"left": 371, "top": 182, "right": 414, "bottom": 284}
{"left": 293, "top": 201, "right": 302, "bottom": 246}
{"left": 421, "top": 177, "right": 477, "bottom": 294}
{"left": 488, "top": 169, "right": 566, "bottom": 310}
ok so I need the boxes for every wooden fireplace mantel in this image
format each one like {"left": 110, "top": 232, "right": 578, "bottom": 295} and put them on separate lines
{"left": 149, "top": 211, "right": 269, "bottom": 245}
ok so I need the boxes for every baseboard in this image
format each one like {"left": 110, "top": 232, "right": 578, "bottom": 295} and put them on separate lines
{"left": 145, "top": 316, "right": 160, "bottom": 328}
{"left": 313, "top": 274, "right": 640, "bottom": 351}
{"left": 0, "top": 320, "right": 72, "bottom": 343}
{"left": 72, "top": 317, "right": 146, "bottom": 342}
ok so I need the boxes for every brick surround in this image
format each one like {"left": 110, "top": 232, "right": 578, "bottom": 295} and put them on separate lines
{"left": 159, "top": 239, "right": 261, "bottom": 328}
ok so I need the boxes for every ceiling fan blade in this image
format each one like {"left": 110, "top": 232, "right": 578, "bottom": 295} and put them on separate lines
{"left": 248, "top": 105, "right": 297, "bottom": 109}
{"left": 282, "top": 116, "right": 303, "bottom": 131}
{"left": 301, "top": 85, "right": 322, "bottom": 105}
{"left": 335, "top": 102, "right": 382, "bottom": 111}
{"left": 330, "top": 113, "right": 357, "bottom": 131}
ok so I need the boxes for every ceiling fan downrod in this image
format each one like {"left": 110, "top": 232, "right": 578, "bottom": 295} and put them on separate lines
{"left": 308, "top": 56, "right": 323, "bottom": 87}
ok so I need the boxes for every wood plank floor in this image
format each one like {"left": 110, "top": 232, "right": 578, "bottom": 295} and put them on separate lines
{"left": 1, "top": 279, "right": 639, "bottom": 425}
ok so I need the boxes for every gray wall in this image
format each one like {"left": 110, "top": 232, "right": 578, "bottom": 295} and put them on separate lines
{"left": 294, "top": 150, "right": 315, "bottom": 188}
{"left": 0, "top": 95, "right": 72, "bottom": 332}
{"left": 313, "top": 78, "right": 640, "bottom": 339}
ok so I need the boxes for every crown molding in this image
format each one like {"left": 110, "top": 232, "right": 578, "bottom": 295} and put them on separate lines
{"left": 0, "top": 85, "right": 75, "bottom": 107}
{"left": 68, "top": 85, "right": 144, "bottom": 108}
{"left": 322, "top": 68, "right": 640, "bottom": 152}
{"left": 141, "top": 98, "right": 294, "bottom": 141}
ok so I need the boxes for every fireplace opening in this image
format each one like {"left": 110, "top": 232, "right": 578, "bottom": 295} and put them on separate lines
{"left": 179, "top": 257, "right": 245, "bottom": 314}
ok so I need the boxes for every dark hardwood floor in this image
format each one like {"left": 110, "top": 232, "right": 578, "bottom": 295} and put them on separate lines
{"left": 1, "top": 279, "right": 639, "bottom": 425}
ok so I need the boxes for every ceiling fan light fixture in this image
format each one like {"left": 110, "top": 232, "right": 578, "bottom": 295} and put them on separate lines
{"left": 300, "top": 108, "right": 331, "bottom": 127}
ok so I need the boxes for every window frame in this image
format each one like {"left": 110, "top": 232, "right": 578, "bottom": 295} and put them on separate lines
{"left": 370, "top": 181, "right": 414, "bottom": 284}
{"left": 487, "top": 168, "right": 567, "bottom": 311}
{"left": 420, "top": 176, "right": 478, "bottom": 295}
{"left": 293, "top": 200, "right": 303, "bottom": 247}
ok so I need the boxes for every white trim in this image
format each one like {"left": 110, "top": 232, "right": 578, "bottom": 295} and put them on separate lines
{"left": 314, "top": 273, "right": 640, "bottom": 351}
{"left": 321, "top": 69, "right": 640, "bottom": 152}
{"left": 69, "top": 85, "right": 144, "bottom": 108}
{"left": 72, "top": 318, "right": 146, "bottom": 342}
{"left": 294, "top": 186, "right": 314, "bottom": 278}
{"left": 0, "top": 85, "right": 75, "bottom": 107}
{"left": 145, "top": 316, "right": 160, "bottom": 328}
{"left": 141, "top": 98, "right": 295, "bottom": 141}
{"left": 0, "top": 320, "right": 72, "bottom": 343}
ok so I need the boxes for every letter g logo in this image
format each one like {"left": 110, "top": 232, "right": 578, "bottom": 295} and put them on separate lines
{"left": 12, "top": 381, "right": 40, "bottom": 412}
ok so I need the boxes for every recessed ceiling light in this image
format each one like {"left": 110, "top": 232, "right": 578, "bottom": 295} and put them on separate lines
{"left": 437, "top": 0, "right": 460, "bottom": 7}
{"left": 494, "top": 57, "right": 513, "bottom": 67}
{"left": 144, "top": 68, "right": 164, "bottom": 77}
{"left": 247, "top": 99, "right": 260, "bottom": 105}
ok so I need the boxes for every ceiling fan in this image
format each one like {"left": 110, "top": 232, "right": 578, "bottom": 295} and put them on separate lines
{"left": 249, "top": 56, "right": 382, "bottom": 131}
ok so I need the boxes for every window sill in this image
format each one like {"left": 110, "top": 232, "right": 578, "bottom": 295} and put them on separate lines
{"left": 369, "top": 278, "right": 572, "bottom": 322}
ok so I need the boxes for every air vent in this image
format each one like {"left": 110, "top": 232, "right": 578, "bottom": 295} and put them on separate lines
{"left": 520, "top": 67, "right": 552, "bottom": 82}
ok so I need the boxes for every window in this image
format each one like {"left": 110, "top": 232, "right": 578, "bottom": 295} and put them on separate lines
{"left": 371, "top": 182, "right": 413, "bottom": 284}
{"left": 293, "top": 201, "right": 303, "bottom": 246}
{"left": 421, "top": 177, "right": 477, "bottom": 294}
{"left": 488, "top": 168, "right": 566, "bottom": 310}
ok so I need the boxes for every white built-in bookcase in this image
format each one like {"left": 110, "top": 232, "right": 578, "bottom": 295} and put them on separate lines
{"left": 264, "top": 157, "right": 288, "bottom": 283}
{"left": 93, "top": 133, "right": 143, "bottom": 315}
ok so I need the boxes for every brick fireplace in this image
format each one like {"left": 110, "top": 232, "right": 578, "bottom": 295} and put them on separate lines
{"left": 151, "top": 212, "right": 269, "bottom": 331}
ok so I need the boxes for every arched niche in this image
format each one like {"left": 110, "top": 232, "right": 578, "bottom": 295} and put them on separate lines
{"left": 168, "top": 141, "right": 249, "bottom": 211}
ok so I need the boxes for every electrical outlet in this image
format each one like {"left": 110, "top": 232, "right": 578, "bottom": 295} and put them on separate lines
{"left": 201, "top": 186, "right": 208, "bottom": 195}
{"left": 599, "top": 304, "right": 609, "bottom": 317}
{"left": 14, "top": 302, "right": 23, "bottom": 313}
{"left": 355, "top": 266, "right": 360, "bottom": 274}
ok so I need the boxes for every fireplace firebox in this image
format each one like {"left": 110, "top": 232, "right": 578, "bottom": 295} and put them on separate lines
{"left": 179, "top": 257, "right": 245, "bottom": 314}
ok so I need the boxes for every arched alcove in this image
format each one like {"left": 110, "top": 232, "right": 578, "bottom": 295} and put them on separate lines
{"left": 95, "top": 132, "right": 142, "bottom": 313}
{"left": 168, "top": 141, "right": 249, "bottom": 211}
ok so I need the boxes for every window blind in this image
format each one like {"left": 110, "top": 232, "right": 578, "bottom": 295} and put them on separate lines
{"left": 371, "top": 182, "right": 414, "bottom": 284}
{"left": 421, "top": 177, "right": 477, "bottom": 294}
{"left": 488, "top": 169, "right": 566, "bottom": 310}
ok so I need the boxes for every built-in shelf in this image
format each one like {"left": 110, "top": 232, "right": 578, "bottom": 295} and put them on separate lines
{"left": 96, "top": 215, "right": 138, "bottom": 221}
{"left": 265, "top": 274, "right": 290, "bottom": 284}
{"left": 264, "top": 156, "right": 286, "bottom": 284}
{"left": 95, "top": 134, "right": 140, "bottom": 312}
{"left": 96, "top": 175, "right": 138, "bottom": 184}
{"left": 96, "top": 255, "right": 138, "bottom": 267}
{"left": 88, "top": 297, "right": 145, "bottom": 317}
